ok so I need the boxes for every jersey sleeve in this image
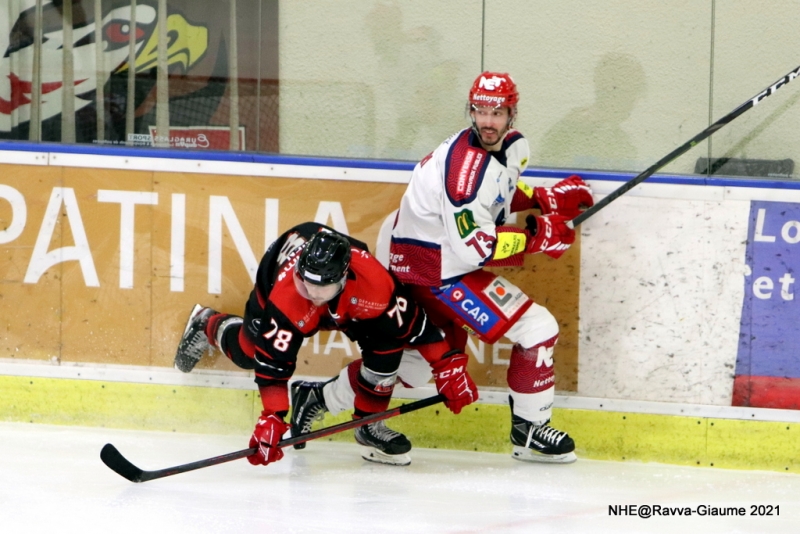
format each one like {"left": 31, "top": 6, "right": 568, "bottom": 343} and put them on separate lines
{"left": 346, "top": 281, "right": 443, "bottom": 357}
{"left": 504, "top": 130, "right": 530, "bottom": 181}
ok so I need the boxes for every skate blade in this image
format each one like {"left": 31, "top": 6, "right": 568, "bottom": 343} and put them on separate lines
{"left": 360, "top": 447, "right": 411, "bottom": 466}
{"left": 290, "top": 428, "right": 307, "bottom": 450}
{"left": 182, "top": 304, "right": 204, "bottom": 336}
{"left": 511, "top": 445, "right": 577, "bottom": 464}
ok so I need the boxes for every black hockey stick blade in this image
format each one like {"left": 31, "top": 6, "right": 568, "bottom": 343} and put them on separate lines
{"left": 100, "top": 442, "right": 255, "bottom": 483}
{"left": 101, "top": 393, "right": 445, "bottom": 483}
{"left": 568, "top": 63, "right": 800, "bottom": 229}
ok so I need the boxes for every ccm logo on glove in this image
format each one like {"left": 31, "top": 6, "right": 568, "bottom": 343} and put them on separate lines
{"left": 433, "top": 365, "right": 465, "bottom": 379}
{"left": 534, "top": 175, "right": 594, "bottom": 220}
{"left": 525, "top": 214, "right": 575, "bottom": 260}
{"left": 431, "top": 353, "right": 478, "bottom": 415}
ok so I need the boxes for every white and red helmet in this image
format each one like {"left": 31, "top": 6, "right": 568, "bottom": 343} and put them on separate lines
{"left": 468, "top": 72, "right": 519, "bottom": 111}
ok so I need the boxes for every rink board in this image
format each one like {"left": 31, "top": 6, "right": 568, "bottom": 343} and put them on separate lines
{"left": 3, "top": 144, "right": 800, "bottom": 473}
{"left": 1, "top": 373, "right": 798, "bottom": 474}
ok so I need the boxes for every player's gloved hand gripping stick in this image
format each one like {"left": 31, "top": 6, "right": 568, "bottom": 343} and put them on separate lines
{"left": 101, "top": 394, "right": 444, "bottom": 483}
{"left": 567, "top": 63, "right": 800, "bottom": 228}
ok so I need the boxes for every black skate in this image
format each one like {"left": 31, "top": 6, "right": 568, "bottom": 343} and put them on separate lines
{"left": 174, "top": 304, "right": 216, "bottom": 373}
{"left": 354, "top": 420, "right": 412, "bottom": 466}
{"left": 510, "top": 413, "right": 577, "bottom": 464}
{"left": 290, "top": 381, "right": 329, "bottom": 450}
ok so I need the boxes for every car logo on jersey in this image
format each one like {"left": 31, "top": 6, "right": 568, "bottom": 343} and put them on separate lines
{"left": 454, "top": 209, "right": 479, "bottom": 238}
{"left": 437, "top": 283, "right": 499, "bottom": 335}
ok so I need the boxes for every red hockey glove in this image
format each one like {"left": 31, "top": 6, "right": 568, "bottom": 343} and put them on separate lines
{"left": 431, "top": 353, "right": 478, "bottom": 415}
{"left": 534, "top": 175, "right": 594, "bottom": 219}
{"left": 247, "top": 411, "right": 290, "bottom": 466}
{"left": 525, "top": 214, "right": 575, "bottom": 259}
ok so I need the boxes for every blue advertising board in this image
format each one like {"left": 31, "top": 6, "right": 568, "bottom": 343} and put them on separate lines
{"left": 734, "top": 200, "right": 800, "bottom": 408}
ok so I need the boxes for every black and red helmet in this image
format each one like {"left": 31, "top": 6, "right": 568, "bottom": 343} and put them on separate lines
{"left": 296, "top": 230, "right": 351, "bottom": 286}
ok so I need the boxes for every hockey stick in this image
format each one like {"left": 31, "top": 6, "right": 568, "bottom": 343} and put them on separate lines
{"left": 568, "top": 63, "right": 800, "bottom": 228}
{"left": 100, "top": 393, "right": 445, "bottom": 483}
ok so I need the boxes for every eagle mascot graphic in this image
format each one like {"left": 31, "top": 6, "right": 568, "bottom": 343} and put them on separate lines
{"left": 0, "top": 0, "right": 211, "bottom": 142}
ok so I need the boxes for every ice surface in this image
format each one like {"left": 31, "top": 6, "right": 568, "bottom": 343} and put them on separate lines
{"left": 1, "top": 422, "right": 797, "bottom": 533}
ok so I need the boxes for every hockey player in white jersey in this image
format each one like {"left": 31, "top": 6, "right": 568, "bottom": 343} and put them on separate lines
{"left": 390, "top": 72, "right": 594, "bottom": 463}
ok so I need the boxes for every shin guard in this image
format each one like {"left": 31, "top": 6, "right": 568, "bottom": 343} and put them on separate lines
{"left": 321, "top": 368, "right": 354, "bottom": 416}
{"left": 507, "top": 338, "right": 557, "bottom": 423}
{"left": 206, "top": 313, "right": 243, "bottom": 350}
{"left": 206, "top": 313, "right": 253, "bottom": 370}
{"left": 347, "top": 360, "right": 396, "bottom": 416}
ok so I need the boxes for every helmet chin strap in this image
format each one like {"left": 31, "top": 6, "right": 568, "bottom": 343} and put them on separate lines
{"left": 504, "top": 106, "right": 517, "bottom": 130}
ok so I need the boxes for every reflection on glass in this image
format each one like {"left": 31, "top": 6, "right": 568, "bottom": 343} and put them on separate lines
{"left": 538, "top": 53, "right": 646, "bottom": 172}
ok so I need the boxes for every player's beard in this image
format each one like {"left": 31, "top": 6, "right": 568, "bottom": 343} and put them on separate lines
{"left": 478, "top": 125, "right": 507, "bottom": 148}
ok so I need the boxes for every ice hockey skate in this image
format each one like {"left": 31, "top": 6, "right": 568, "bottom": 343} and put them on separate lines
{"left": 174, "top": 304, "right": 216, "bottom": 373}
{"left": 290, "top": 381, "right": 329, "bottom": 450}
{"left": 510, "top": 413, "right": 577, "bottom": 464}
{"left": 354, "top": 420, "right": 412, "bottom": 466}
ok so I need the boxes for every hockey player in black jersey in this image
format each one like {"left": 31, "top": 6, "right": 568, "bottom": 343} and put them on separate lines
{"left": 175, "top": 222, "right": 477, "bottom": 466}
